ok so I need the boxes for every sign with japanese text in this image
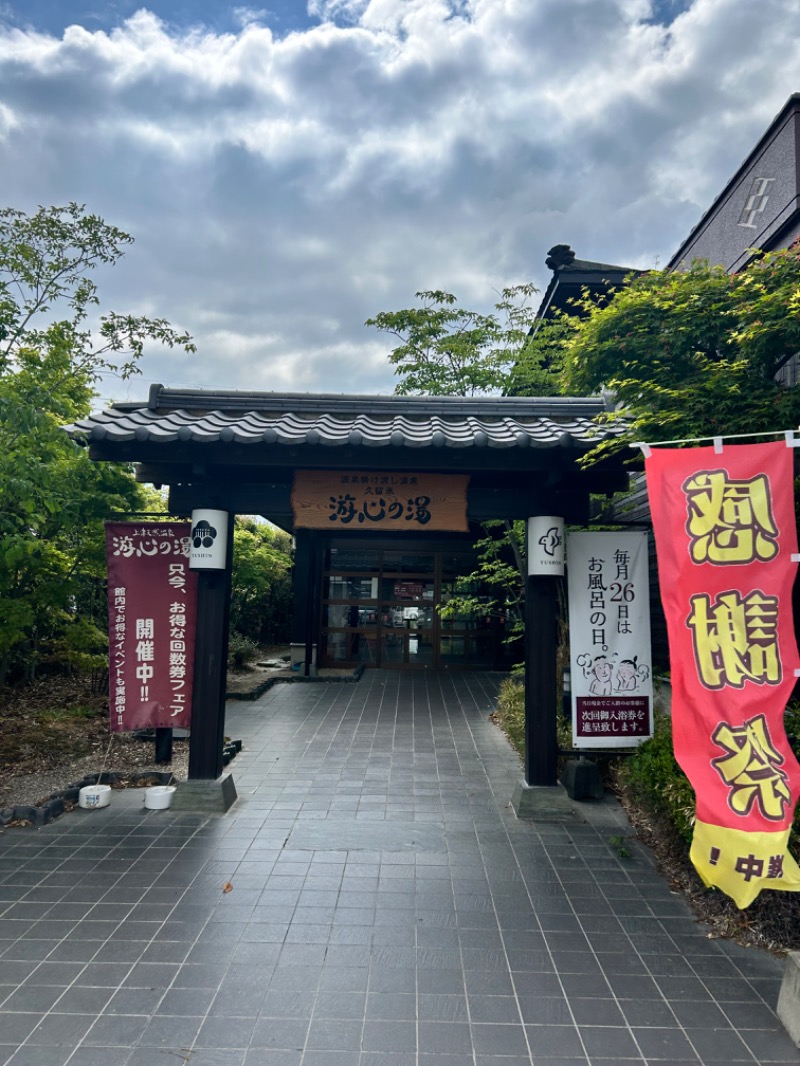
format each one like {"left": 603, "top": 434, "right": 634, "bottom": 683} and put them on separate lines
{"left": 646, "top": 442, "right": 800, "bottom": 908}
{"left": 567, "top": 532, "right": 653, "bottom": 748}
{"left": 106, "top": 523, "right": 198, "bottom": 733}
{"left": 292, "top": 471, "right": 469, "bottom": 531}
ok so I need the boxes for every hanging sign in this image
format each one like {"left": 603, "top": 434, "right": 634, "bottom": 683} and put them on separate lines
{"left": 106, "top": 523, "right": 197, "bottom": 732}
{"left": 292, "top": 471, "right": 469, "bottom": 531}
{"left": 567, "top": 532, "right": 653, "bottom": 748}
{"left": 527, "top": 516, "right": 565, "bottom": 576}
{"left": 646, "top": 441, "right": 800, "bottom": 908}
{"left": 190, "top": 509, "right": 229, "bottom": 570}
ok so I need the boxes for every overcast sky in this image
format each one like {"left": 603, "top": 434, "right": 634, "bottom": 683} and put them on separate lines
{"left": 0, "top": 0, "right": 798, "bottom": 404}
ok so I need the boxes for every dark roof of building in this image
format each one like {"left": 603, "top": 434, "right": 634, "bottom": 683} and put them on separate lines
{"left": 544, "top": 244, "right": 633, "bottom": 276}
{"left": 533, "top": 245, "right": 638, "bottom": 327}
{"left": 67, "top": 384, "right": 619, "bottom": 452}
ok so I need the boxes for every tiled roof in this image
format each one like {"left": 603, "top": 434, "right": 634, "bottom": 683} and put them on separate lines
{"left": 67, "top": 387, "right": 619, "bottom": 451}
{"left": 555, "top": 257, "right": 633, "bottom": 276}
{"left": 532, "top": 247, "right": 640, "bottom": 330}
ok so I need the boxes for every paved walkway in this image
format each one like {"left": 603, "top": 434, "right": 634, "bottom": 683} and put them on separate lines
{"left": 1, "top": 671, "right": 798, "bottom": 1065}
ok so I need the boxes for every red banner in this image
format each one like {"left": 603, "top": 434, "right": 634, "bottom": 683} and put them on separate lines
{"left": 646, "top": 441, "right": 800, "bottom": 907}
{"left": 106, "top": 523, "right": 197, "bottom": 732}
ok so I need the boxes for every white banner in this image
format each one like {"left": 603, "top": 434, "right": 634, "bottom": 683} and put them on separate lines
{"left": 567, "top": 531, "right": 653, "bottom": 749}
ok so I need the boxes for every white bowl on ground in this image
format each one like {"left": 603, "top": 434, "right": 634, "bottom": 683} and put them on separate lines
{"left": 78, "top": 784, "right": 111, "bottom": 809}
{"left": 144, "top": 785, "right": 176, "bottom": 810}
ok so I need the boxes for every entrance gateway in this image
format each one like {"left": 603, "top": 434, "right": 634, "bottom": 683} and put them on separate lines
{"left": 67, "top": 386, "right": 629, "bottom": 786}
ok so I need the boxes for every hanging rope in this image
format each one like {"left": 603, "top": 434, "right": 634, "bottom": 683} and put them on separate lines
{"left": 631, "top": 428, "right": 798, "bottom": 456}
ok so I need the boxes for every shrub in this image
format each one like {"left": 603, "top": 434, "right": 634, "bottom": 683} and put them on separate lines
{"left": 615, "top": 710, "right": 695, "bottom": 843}
{"left": 786, "top": 701, "right": 800, "bottom": 858}
{"left": 494, "top": 678, "right": 572, "bottom": 760}
{"left": 495, "top": 678, "right": 525, "bottom": 756}
{"left": 230, "top": 519, "right": 293, "bottom": 646}
{"left": 227, "top": 631, "right": 259, "bottom": 670}
{"left": 617, "top": 701, "right": 800, "bottom": 858}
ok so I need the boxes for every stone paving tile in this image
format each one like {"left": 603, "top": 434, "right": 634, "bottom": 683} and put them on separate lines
{"left": 0, "top": 670, "right": 797, "bottom": 1065}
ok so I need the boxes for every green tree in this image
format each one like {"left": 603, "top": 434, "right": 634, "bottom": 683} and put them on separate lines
{"left": 556, "top": 249, "right": 800, "bottom": 451}
{"left": 366, "top": 284, "right": 549, "bottom": 656}
{"left": 366, "top": 284, "right": 539, "bottom": 395}
{"left": 230, "top": 518, "right": 294, "bottom": 647}
{"left": 0, "top": 203, "right": 195, "bottom": 685}
{"left": 504, "top": 312, "right": 578, "bottom": 398}
{"left": 438, "top": 519, "right": 526, "bottom": 658}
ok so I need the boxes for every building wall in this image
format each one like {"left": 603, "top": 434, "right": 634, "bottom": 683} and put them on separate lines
{"left": 670, "top": 103, "right": 800, "bottom": 272}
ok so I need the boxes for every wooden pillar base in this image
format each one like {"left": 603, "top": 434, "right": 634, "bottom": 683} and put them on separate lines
{"left": 511, "top": 781, "right": 579, "bottom": 822}
{"left": 171, "top": 773, "right": 237, "bottom": 813}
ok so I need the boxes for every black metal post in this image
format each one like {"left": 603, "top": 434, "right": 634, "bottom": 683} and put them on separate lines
{"left": 304, "top": 530, "right": 317, "bottom": 676}
{"left": 524, "top": 573, "right": 560, "bottom": 786}
{"left": 187, "top": 513, "right": 234, "bottom": 781}
{"left": 154, "top": 728, "right": 173, "bottom": 765}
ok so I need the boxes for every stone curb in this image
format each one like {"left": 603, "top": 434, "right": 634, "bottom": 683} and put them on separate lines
{"left": 0, "top": 741, "right": 249, "bottom": 830}
{"left": 778, "top": 951, "right": 800, "bottom": 1046}
{"left": 0, "top": 769, "right": 175, "bottom": 829}
{"left": 226, "top": 665, "right": 364, "bottom": 701}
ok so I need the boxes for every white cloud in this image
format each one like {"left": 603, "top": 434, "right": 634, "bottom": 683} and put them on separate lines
{"left": 0, "top": 0, "right": 799, "bottom": 400}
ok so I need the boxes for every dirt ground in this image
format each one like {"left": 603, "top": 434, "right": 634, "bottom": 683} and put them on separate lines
{"left": 0, "top": 651, "right": 292, "bottom": 810}
{"left": 0, "top": 673, "right": 176, "bottom": 810}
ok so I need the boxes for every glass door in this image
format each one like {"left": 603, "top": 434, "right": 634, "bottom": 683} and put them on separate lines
{"left": 320, "top": 548, "right": 382, "bottom": 666}
{"left": 380, "top": 551, "right": 436, "bottom": 667}
{"left": 319, "top": 544, "right": 506, "bottom": 669}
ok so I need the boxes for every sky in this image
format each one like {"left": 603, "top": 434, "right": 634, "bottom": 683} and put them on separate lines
{"left": 0, "top": 0, "right": 798, "bottom": 404}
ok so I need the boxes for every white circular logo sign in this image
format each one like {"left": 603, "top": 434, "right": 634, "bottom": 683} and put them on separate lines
{"left": 189, "top": 509, "right": 229, "bottom": 569}
{"left": 527, "top": 515, "right": 565, "bottom": 576}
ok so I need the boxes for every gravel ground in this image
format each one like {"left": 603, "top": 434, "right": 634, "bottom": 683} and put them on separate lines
{"left": 2, "top": 734, "right": 190, "bottom": 811}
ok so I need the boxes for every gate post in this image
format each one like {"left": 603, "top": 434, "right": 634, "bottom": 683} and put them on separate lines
{"left": 512, "top": 515, "right": 574, "bottom": 819}
{"left": 524, "top": 572, "right": 560, "bottom": 787}
{"left": 174, "top": 509, "right": 237, "bottom": 812}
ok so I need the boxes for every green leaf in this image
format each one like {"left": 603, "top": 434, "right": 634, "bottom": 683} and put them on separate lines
{"left": 0, "top": 203, "right": 195, "bottom": 684}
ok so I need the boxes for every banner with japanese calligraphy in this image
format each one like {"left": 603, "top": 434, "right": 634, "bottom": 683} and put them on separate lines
{"left": 567, "top": 532, "right": 653, "bottom": 748}
{"left": 646, "top": 441, "right": 800, "bottom": 908}
{"left": 292, "top": 471, "right": 469, "bottom": 531}
{"left": 106, "top": 523, "right": 198, "bottom": 733}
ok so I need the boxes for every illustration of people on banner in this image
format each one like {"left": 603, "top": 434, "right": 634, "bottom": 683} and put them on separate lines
{"left": 646, "top": 439, "right": 800, "bottom": 908}
{"left": 567, "top": 531, "right": 653, "bottom": 748}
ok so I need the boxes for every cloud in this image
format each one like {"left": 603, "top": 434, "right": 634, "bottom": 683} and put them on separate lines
{"left": 0, "top": 0, "right": 798, "bottom": 401}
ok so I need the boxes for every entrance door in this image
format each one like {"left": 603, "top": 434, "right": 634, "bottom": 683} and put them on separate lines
{"left": 319, "top": 545, "right": 504, "bottom": 669}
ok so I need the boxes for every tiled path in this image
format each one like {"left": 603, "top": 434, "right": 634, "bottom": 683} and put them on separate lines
{"left": 1, "top": 670, "right": 798, "bottom": 1065}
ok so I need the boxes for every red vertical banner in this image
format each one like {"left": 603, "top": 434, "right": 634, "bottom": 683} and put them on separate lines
{"left": 106, "top": 522, "right": 198, "bottom": 732}
{"left": 646, "top": 441, "right": 800, "bottom": 907}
